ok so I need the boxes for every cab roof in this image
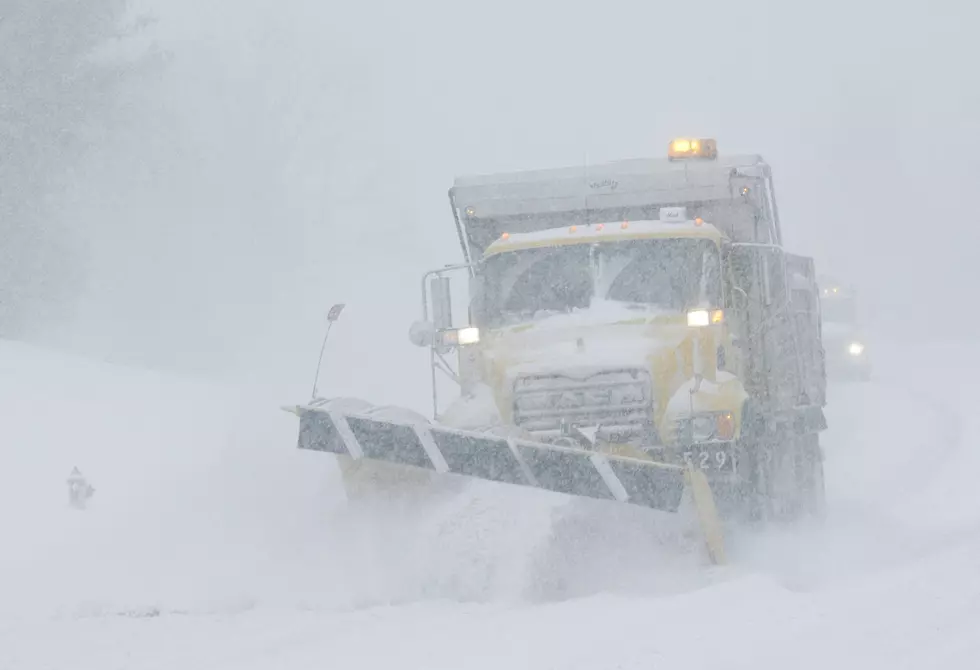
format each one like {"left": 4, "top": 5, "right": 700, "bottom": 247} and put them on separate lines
{"left": 483, "top": 219, "right": 725, "bottom": 258}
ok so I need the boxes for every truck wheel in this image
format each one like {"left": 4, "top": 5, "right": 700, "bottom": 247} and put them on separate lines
{"left": 736, "top": 402, "right": 775, "bottom": 524}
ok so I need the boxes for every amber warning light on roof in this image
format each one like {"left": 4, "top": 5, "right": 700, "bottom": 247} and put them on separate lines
{"left": 668, "top": 137, "right": 718, "bottom": 160}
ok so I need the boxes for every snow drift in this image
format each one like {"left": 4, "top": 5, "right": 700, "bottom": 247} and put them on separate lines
{"left": 2, "top": 333, "right": 980, "bottom": 668}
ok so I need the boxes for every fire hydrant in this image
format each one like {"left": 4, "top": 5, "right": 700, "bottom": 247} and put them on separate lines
{"left": 67, "top": 467, "right": 95, "bottom": 510}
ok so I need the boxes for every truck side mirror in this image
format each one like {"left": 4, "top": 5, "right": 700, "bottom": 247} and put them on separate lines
{"left": 430, "top": 276, "right": 453, "bottom": 331}
{"left": 409, "top": 320, "right": 437, "bottom": 347}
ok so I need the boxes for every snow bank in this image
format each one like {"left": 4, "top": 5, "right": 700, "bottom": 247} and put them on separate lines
{"left": 2, "top": 334, "right": 980, "bottom": 669}
{"left": 0, "top": 339, "right": 674, "bottom": 619}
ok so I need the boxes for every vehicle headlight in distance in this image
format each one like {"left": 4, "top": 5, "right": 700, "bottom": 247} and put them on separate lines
{"left": 848, "top": 341, "right": 865, "bottom": 356}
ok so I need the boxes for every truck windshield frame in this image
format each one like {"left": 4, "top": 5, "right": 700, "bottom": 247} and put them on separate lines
{"left": 474, "top": 238, "right": 722, "bottom": 329}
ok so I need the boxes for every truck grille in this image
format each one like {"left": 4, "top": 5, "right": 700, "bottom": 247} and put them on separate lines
{"left": 512, "top": 368, "right": 653, "bottom": 435}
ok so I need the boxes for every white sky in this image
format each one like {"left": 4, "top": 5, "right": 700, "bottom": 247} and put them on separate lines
{"left": 50, "top": 0, "right": 980, "bottom": 409}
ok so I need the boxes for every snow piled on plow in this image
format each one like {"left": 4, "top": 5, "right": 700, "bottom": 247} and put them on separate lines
{"left": 2, "top": 337, "right": 980, "bottom": 669}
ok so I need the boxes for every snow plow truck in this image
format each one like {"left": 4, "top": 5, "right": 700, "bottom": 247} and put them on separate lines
{"left": 284, "top": 139, "right": 828, "bottom": 565}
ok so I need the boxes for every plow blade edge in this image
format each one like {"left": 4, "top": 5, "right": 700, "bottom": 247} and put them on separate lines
{"left": 287, "top": 404, "right": 725, "bottom": 564}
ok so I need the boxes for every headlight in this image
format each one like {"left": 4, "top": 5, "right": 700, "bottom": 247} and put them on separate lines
{"left": 848, "top": 342, "right": 864, "bottom": 356}
{"left": 457, "top": 327, "right": 480, "bottom": 345}
{"left": 437, "top": 326, "right": 481, "bottom": 347}
{"left": 687, "top": 309, "right": 724, "bottom": 327}
{"left": 677, "top": 412, "right": 735, "bottom": 442}
{"left": 687, "top": 310, "right": 709, "bottom": 327}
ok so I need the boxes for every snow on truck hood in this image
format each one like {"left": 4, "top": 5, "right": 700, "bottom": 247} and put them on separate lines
{"left": 486, "top": 303, "right": 691, "bottom": 382}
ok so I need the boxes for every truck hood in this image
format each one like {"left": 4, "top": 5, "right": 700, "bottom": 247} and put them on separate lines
{"left": 448, "top": 305, "right": 746, "bottom": 438}
{"left": 474, "top": 313, "right": 738, "bottom": 437}
{"left": 485, "top": 305, "right": 692, "bottom": 384}
{"left": 490, "top": 324, "right": 689, "bottom": 384}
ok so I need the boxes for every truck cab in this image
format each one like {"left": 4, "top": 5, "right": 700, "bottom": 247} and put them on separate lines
{"left": 456, "top": 215, "right": 737, "bottom": 458}
{"left": 411, "top": 139, "right": 827, "bottom": 518}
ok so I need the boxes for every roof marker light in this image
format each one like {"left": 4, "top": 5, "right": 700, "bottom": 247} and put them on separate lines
{"left": 569, "top": 225, "right": 578, "bottom": 233}
{"left": 668, "top": 137, "right": 718, "bottom": 160}
{"left": 621, "top": 221, "right": 629, "bottom": 229}
{"left": 596, "top": 223, "right": 605, "bottom": 231}
{"left": 500, "top": 232, "right": 510, "bottom": 240}
{"left": 695, "top": 217, "right": 704, "bottom": 226}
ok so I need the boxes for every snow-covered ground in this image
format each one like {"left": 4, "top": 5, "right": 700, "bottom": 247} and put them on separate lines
{"left": 1, "top": 335, "right": 978, "bottom": 669}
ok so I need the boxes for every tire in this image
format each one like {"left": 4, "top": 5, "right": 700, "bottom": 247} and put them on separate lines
{"left": 736, "top": 403, "right": 828, "bottom": 525}
{"left": 734, "top": 401, "right": 775, "bottom": 524}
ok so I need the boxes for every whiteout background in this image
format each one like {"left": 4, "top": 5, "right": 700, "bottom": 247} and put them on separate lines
{"left": 2, "top": 1, "right": 979, "bottom": 667}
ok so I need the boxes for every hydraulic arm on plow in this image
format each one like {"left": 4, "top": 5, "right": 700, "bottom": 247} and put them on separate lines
{"left": 284, "top": 138, "right": 828, "bottom": 567}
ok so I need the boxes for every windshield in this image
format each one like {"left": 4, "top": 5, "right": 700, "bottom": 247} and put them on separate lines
{"left": 476, "top": 238, "right": 721, "bottom": 328}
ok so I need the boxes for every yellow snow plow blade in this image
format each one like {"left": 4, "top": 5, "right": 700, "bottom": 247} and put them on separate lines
{"left": 283, "top": 402, "right": 727, "bottom": 565}
{"left": 684, "top": 467, "right": 726, "bottom": 565}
